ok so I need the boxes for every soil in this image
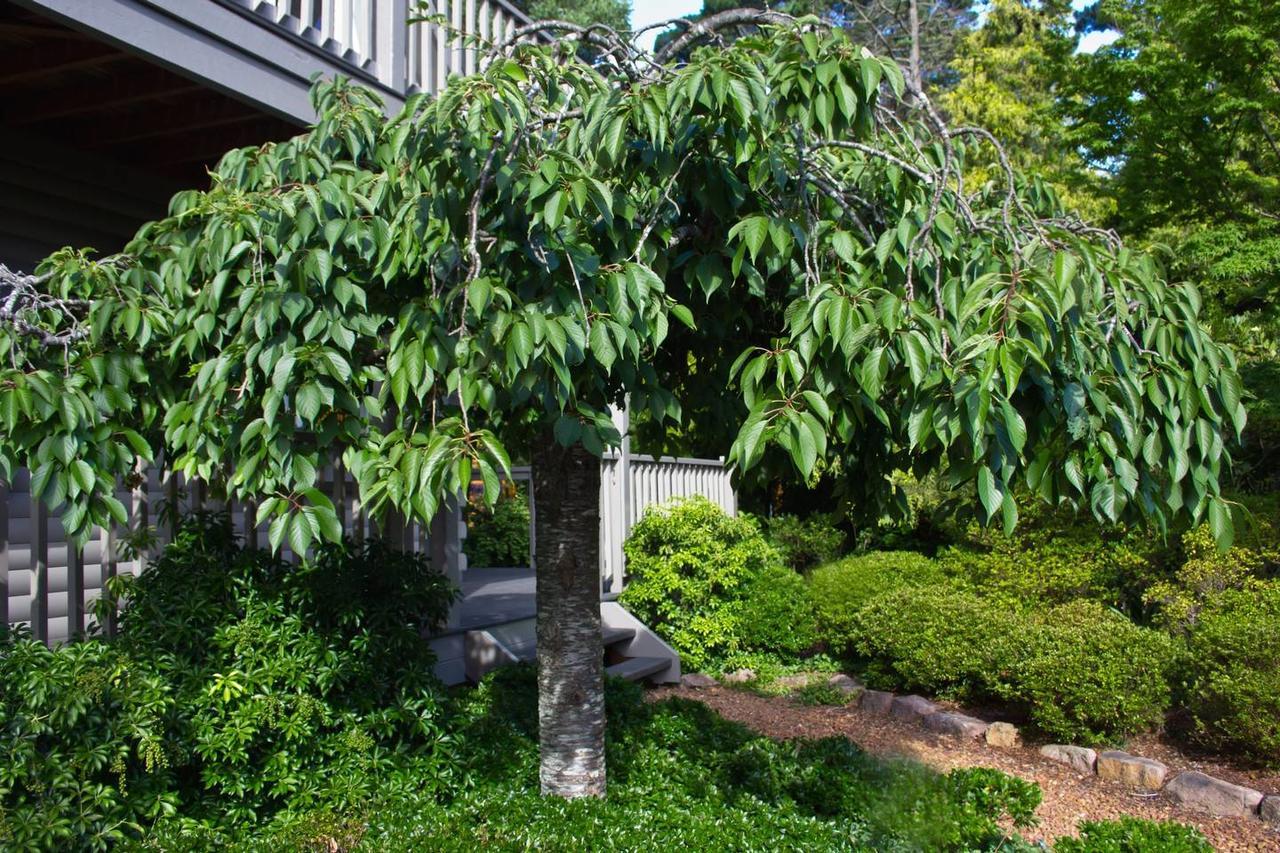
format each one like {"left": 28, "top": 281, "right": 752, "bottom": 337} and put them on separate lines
{"left": 648, "top": 682, "right": 1280, "bottom": 852}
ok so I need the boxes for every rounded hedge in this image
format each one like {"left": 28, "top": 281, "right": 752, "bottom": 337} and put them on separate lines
{"left": 735, "top": 563, "right": 819, "bottom": 656}
{"left": 620, "top": 497, "right": 781, "bottom": 668}
{"left": 809, "top": 551, "right": 945, "bottom": 656}
{"left": 850, "top": 585, "right": 1022, "bottom": 700}
{"left": 1012, "top": 601, "right": 1174, "bottom": 744}
{"left": 1180, "top": 582, "right": 1280, "bottom": 763}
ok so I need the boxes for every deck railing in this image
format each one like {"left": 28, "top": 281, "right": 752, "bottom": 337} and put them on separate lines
{"left": 231, "top": 0, "right": 531, "bottom": 95}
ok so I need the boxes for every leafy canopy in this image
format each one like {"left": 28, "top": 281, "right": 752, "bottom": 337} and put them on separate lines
{"left": 0, "top": 17, "right": 1243, "bottom": 552}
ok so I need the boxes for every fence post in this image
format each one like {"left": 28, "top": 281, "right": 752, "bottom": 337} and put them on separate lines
{"left": 30, "top": 498, "right": 47, "bottom": 644}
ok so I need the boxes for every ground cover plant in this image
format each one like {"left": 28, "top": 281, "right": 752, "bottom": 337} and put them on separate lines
{"left": 463, "top": 481, "right": 532, "bottom": 567}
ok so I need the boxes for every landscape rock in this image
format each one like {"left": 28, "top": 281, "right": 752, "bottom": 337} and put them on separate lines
{"left": 1096, "top": 750, "right": 1168, "bottom": 791}
{"left": 1039, "top": 744, "right": 1098, "bottom": 775}
{"left": 890, "top": 694, "right": 940, "bottom": 723}
{"left": 1163, "top": 771, "right": 1263, "bottom": 818}
{"left": 861, "top": 690, "right": 895, "bottom": 715}
{"left": 775, "top": 674, "right": 813, "bottom": 690}
{"left": 828, "top": 673, "right": 864, "bottom": 693}
{"left": 923, "top": 712, "right": 989, "bottom": 739}
{"left": 1260, "top": 796, "right": 1280, "bottom": 828}
{"left": 985, "top": 722, "right": 1021, "bottom": 748}
{"left": 722, "top": 668, "right": 756, "bottom": 684}
{"left": 680, "top": 673, "right": 718, "bottom": 689}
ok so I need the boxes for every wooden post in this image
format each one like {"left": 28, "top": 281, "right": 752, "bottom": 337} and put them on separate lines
{"left": 101, "top": 523, "right": 118, "bottom": 637}
{"left": 0, "top": 482, "right": 8, "bottom": 627}
{"left": 31, "top": 499, "right": 48, "bottom": 644}
{"left": 66, "top": 536, "right": 83, "bottom": 639}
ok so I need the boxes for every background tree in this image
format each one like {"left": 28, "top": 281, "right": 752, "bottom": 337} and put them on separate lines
{"left": 0, "top": 10, "right": 1242, "bottom": 799}
{"left": 518, "top": 0, "right": 631, "bottom": 32}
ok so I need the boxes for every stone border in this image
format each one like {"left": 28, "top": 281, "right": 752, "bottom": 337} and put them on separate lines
{"left": 695, "top": 671, "right": 1280, "bottom": 830}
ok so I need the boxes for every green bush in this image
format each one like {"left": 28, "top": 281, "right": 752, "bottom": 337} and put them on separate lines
{"left": 850, "top": 585, "right": 1022, "bottom": 701}
{"left": 0, "top": 631, "right": 178, "bottom": 851}
{"left": 1180, "top": 581, "right": 1280, "bottom": 763}
{"left": 763, "top": 513, "right": 845, "bottom": 570}
{"left": 847, "top": 586, "right": 1173, "bottom": 741}
{"left": 1053, "top": 816, "right": 1213, "bottom": 852}
{"left": 1, "top": 514, "right": 458, "bottom": 848}
{"left": 936, "top": 503, "right": 1170, "bottom": 618}
{"left": 1145, "top": 501, "right": 1280, "bottom": 634}
{"left": 735, "top": 564, "right": 819, "bottom": 656}
{"left": 1011, "top": 602, "right": 1174, "bottom": 744}
{"left": 620, "top": 497, "right": 781, "bottom": 668}
{"left": 809, "top": 550, "right": 945, "bottom": 656}
{"left": 463, "top": 482, "right": 531, "bottom": 567}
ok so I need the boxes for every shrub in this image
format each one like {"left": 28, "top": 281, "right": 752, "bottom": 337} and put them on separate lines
{"left": 1180, "top": 582, "right": 1280, "bottom": 762}
{"left": 850, "top": 585, "right": 1022, "bottom": 700}
{"left": 620, "top": 497, "right": 780, "bottom": 668}
{"left": 0, "top": 632, "right": 178, "bottom": 851}
{"left": 463, "top": 481, "right": 531, "bottom": 567}
{"left": 735, "top": 564, "right": 819, "bottom": 656}
{"left": 1011, "top": 601, "right": 1174, "bottom": 743}
{"left": 1145, "top": 502, "right": 1280, "bottom": 634}
{"left": 2, "top": 513, "right": 459, "bottom": 846}
{"left": 809, "top": 550, "right": 945, "bottom": 656}
{"left": 1053, "top": 816, "right": 1213, "bottom": 852}
{"left": 763, "top": 513, "right": 845, "bottom": 570}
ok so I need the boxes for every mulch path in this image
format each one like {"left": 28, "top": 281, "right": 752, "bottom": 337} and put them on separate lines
{"left": 648, "top": 683, "right": 1280, "bottom": 852}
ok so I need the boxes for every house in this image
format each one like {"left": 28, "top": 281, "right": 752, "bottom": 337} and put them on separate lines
{"left": 0, "top": 0, "right": 726, "bottom": 686}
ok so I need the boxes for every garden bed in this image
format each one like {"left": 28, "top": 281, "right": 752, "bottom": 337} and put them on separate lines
{"left": 654, "top": 681, "right": 1280, "bottom": 852}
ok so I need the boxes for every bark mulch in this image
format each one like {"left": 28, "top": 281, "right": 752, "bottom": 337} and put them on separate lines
{"left": 648, "top": 683, "right": 1280, "bottom": 852}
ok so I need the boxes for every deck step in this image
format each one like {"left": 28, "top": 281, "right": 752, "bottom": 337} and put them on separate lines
{"left": 606, "top": 656, "right": 670, "bottom": 682}
{"left": 602, "top": 626, "right": 635, "bottom": 646}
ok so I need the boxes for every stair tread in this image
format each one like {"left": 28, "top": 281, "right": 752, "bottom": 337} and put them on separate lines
{"left": 602, "top": 626, "right": 636, "bottom": 646}
{"left": 606, "top": 656, "right": 670, "bottom": 682}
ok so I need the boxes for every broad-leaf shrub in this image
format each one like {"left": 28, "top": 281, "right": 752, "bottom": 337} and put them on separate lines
{"left": 620, "top": 497, "right": 781, "bottom": 668}
{"left": 463, "top": 481, "right": 531, "bottom": 568}
{"left": 0, "top": 632, "right": 178, "bottom": 851}
{"left": 762, "top": 513, "right": 845, "bottom": 571}
{"left": 2, "top": 514, "right": 458, "bottom": 846}
{"left": 1180, "top": 582, "right": 1280, "bottom": 763}
{"left": 1053, "top": 816, "right": 1213, "bottom": 852}
{"left": 1011, "top": 602, "right": 1174, "bottom": 744}
{"left": 810, "top": 551, "right": 945, "bottom": 655}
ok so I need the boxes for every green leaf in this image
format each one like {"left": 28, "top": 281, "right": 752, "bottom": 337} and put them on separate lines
{"left": 977, "top": 467, "right": 1001, "bottom": 521}
{"left": 1207, "top": 498, "right": 1234, "bottom": 551}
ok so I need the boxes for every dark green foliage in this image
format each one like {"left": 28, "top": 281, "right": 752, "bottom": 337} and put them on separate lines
{"left": 1, "top": 514, "right": 458, "bottom": 847}
{"left": 762, "top": 513, "right": 845, "bottom": 570}
{"left": 350, "top": 666, "right": 1042, "bottom": 852}
{"left": 620, "top": 497, "right": 782, "bottom": 668}
{"left": 792, "top": 681, "right": 855, "bottom": 707}
{"left": 851, "top": 585, "right": 1022, "bottom": 701}
{"left": 946, "top": 767, "right": 1042, "bottom": 832}
{"left": 809, "top": 550, "right": 946, "bottom": 655}
{"left": 848, "top": 587, "right": 1174, "bottom": 741}
{"left": 735, "top": 563, "right": 819, "bottom": 656}
{"left": 0, "top": 631, "right": 177, "bottom": 851}
{"left": 1180, "top": 582, "right": 1280, "bottom": 763}
{"left": 1011, "top": 602, "right": 1174, "bottom": 744}
{"left": 1053, "top": 816, "right": 1213, "bottom": 853}
{"left": 463, "top": 482, "right": 531, "bottom": 567}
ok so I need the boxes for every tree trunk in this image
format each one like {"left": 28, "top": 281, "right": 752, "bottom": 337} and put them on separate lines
{"left": 531, "top": 436, "right": 606, "bottom": 798}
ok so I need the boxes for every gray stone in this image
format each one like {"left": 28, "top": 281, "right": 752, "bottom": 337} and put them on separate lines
{"left": 775, "top": 674, "right": 813, "bottom": 690}
{"left": 828, "top": 673, "right": 864, "bottom": 693}
{"left": 890, "top": 694, "right": 940, "bottom": 723}
{"left": 1164, "top": 771, "right": 1263, "bottom": 818}
{"left": 985, "top": 722, "right": 1021, "bottom": 748}
{"left": 722, "top": 668, "right": 756, "bottom": 684}
{"left": 1096, "top": 751, "right": 1168, "bottom": 791}
{"left": 1260, "top": 795, "right": 1280, "bottom": 828}
{"left": 861, "top": 690, "right": 895, "bottom": 715}
{"left": 1040, "top": 744, "right": 1098, "bottom": 775}
{"left": 923, "top": 712, "right": 989, "bottom": 739}
{"left": 680, "top": 673, "right": 718, "bottom": 689}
